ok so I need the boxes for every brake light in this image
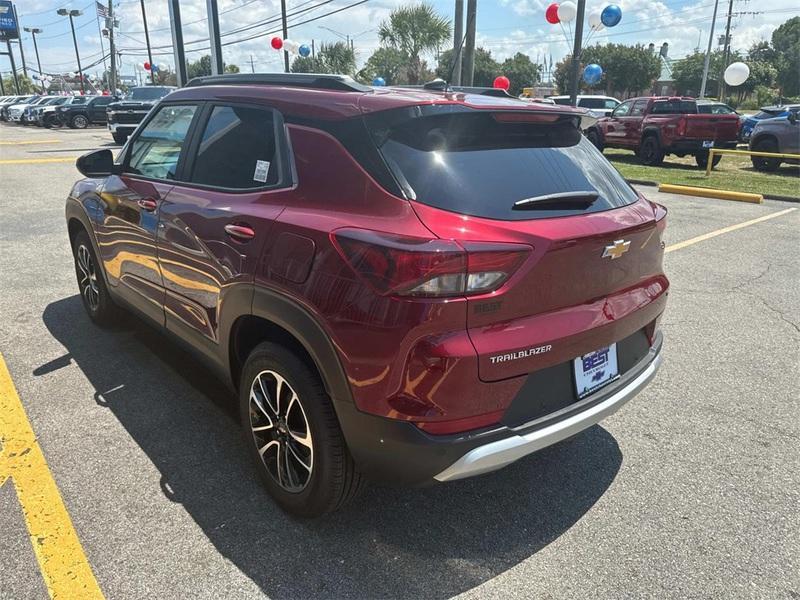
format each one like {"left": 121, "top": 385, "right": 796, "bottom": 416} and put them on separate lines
{"left": 676, "top": 116, "right": 687, "bottom": 137}
{"left": 331, "top": 229, "right": 530, "bottom": 298}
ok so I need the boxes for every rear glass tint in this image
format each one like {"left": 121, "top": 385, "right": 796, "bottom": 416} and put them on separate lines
{"left": 651, "top": 100, "right": 696, "bottom": 114}
{"left": 366, "top": 109, "right": 638, "bottom": 220}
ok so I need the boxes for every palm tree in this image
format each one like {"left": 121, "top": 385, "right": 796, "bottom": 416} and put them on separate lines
{"left": 378, "top": 3, "right": 451, "bottom": 84}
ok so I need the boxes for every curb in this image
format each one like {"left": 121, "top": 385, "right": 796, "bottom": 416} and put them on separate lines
{"left": 657, "top": 184, "right": 763, "bottom": 204}
{"left": 627, "top": 179, "right": 800, "bottom": 204}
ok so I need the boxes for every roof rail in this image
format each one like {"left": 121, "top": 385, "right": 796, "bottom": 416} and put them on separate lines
{"left": 184, "top": 73, "right": 371, "bottom": 92}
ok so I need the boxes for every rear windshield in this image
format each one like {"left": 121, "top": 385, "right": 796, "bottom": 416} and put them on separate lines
{"left": 651, "top": 100, "right": 696, "bottom": 114}
{"left": 579, "top": 98, "right": 618, "bottom": 109}
{"left": 366, "top": 109, "right": 638, "bottom": 221}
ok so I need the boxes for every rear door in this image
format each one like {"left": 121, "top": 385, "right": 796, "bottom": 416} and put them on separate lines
{"left": 624, "top": 99, "right": 648, "bottom": 141}
{"left": 90, "top": 96, "right": 114, "bottom": 122}
{"left": 603, "top": 100, "right": 633, "bottom": 144}
{"left": 156, "top": 102, "right": 290, "bottom": 360}
{"left": 367, "top": 108, "right": 668, "bottom": 382}
{"left": 95, "top": 103, "right": 200, "bottom": 324}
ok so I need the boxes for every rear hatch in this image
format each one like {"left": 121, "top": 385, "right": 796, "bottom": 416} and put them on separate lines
{"left": 365, "top": 106, "right": 668, "bottom": 382}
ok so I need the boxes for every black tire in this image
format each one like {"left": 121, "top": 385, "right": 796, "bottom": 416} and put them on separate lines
{"left": 240, "top": 342, "right": 363, "bottom": 517}
{"left": 639, "top": 135, "right": 665, "bottom": 166}
{"left": 586, "top": 129, "right": 604, "bottom": 152}
{"left": 112, "top": 132, "right": 128, "bottom": 145}
{"left": 695, "top": 151, "right": 722, "bottom": 169}
{"left": 70, "top": 114, "right": 89, "bottom": 129}
{"left": 751, "top": 138, "right": 781, "bottom": 172}
{"left": 72, "top": 230, "right": 120, "bottom": 326}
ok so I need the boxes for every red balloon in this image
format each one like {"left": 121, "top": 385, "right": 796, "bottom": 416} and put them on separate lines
{"left": 270, "top": 36, "right": 283, "bottom": 50}
{"left": 493, "top": 76, "right": 510, "bottom": 91}
{"left": 545, "top": 3, "right": 560, "bottom": 24}
{"left": 143, "top": 61, "right": 151, "bottom": 70}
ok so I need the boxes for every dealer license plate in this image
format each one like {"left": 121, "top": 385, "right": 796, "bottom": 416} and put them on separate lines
{"left": 573, "top": 344, "right": 619, "bottom": 399}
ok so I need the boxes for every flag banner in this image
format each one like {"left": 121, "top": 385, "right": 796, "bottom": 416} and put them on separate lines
{"left": 96, "top": 2, "right": 108, "bottom": 18}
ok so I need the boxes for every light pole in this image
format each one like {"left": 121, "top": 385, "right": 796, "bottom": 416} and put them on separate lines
{"left": 57, "top": 9, "right": 85, "bottom": 94}
{"left": 23, "top": 27, "right": 44, "bottom": 93}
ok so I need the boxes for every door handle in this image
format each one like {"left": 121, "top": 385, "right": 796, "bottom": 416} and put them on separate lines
{"left": 137, "top": 198, "right": 158, "bottom": 212}
{"left": 224, "top": 224, "right": 256, "bottom": 241}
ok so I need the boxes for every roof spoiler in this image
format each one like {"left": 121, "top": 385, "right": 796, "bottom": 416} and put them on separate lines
{"left": 185, "top": 73, "right": 371, "bottom": 93}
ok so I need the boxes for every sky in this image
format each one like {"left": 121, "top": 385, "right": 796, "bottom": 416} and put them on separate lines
{"left": 3, "top": 0, "right": 796, "bottom": 84}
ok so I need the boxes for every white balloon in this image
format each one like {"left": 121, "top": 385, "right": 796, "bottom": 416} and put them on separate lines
{"left": 558, "top": 1, "right": 577, "bottom": 23}
{"left": 69, "top": 72, "right": 76, "bottom": 78}
{"left": 588, "top": 10, "right": 604, "bottom": 30}
{"left": 724, "top": 62, "right": 750, "bottom": 87}
{"left": 158, "top": 63, "right": 168, "bottom": 71}
{"left": 283, "top": 39, "right": 299, "bottom": 54}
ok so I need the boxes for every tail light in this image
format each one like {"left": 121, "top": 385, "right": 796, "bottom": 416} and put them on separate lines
{"left": 331, "top": 228, "right": 530, "bottom": 298}
{"left": 676, "top": 116, "right": 687, "bottom": 137}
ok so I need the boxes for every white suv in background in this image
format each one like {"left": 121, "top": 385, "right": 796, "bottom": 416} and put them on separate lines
{"left": 548, "top": 95, "right": 621, "bottom": 117}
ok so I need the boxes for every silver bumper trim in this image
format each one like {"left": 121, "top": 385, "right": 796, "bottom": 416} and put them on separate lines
{"left": 434, "top": 344, "right": 664, "bottom": 482}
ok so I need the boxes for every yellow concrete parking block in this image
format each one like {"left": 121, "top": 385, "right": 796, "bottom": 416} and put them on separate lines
{"left": 0, "top": 354, "right": 105, "bottom": 600}
{"left": 658, "top": 183, "right": 763, "bottom": 204}
{"left": 0, "top": 140, "right": 61, "bottom": 146}
{"left": 0, "top": 157, "right": 78, "bottom": 165}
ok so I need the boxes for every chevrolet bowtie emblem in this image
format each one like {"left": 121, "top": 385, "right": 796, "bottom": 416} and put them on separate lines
{"left": 602, "top": 239, "right": 631, "bottom": 259}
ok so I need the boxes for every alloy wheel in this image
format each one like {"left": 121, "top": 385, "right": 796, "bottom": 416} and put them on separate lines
{"left": 74, "top": 115, "right": 88, "bottom": 128}
{"left": 249, "top": 370, "right": 314, "bottom": 493}
{"left": 76, "top": 244, "right": 100, "bottom": 311}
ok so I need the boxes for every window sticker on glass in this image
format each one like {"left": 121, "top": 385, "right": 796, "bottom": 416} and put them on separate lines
{"left": 253, "top": 160, "right": 270, "bottom": 183}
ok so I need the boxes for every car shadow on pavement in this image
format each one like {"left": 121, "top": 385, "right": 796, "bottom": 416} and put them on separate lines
{"left": 40, "top": 296, "right": 622, "bottom": 600}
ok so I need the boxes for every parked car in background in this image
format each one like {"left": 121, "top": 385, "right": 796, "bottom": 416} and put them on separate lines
{"left": 6, "top": 96, "right": 48, "bottom": 122}
{"left": 40, "top": 96, "right": 90, "bottom": 128}
{"left": 549, "top": 95, "right": 621, "bottom": 117}
{"left": 55, "top": 95, "right": 116, "bottom": 129}
{"left": 748, "top": 106, "right": 800, "bottom": 172}
{"left": 585, "top": 96, "right": 740, "bottom": 168}
{"left": 106, "top": 86, "right": 175, "bottom": 144}
{"left": 67, "top": 73, "right": 668, "bottom": 516}
{"left": 24, "top": 97, "right": 68, "bottom": 125}
{"left": 0, "top": 95, "right": 35, "bottom": 121}
{"left": 740, "top": 104, "right": 800, "bottom": 142}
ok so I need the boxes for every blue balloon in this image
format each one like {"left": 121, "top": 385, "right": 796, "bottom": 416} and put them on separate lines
{"left": 372, "top": 76, "right": 386, "bottom": 87}
{"left": 601, "top": 4, "right": 622, "bottom": 27}
{"left": 299, "top": 44, "right": 311, "bottom": 58}
{"left": 583, "top": 63, "right": 603, "bottom": 85}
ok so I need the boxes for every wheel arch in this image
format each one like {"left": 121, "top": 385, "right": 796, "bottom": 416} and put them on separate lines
{"left": 229, "top": 288, "right": 353, "bottom": 409}
{"left": 640, "top": 127, "right": 661, "bottom": 144}
{"left": 750, "top": 133, "right": 778, "bottom": 151}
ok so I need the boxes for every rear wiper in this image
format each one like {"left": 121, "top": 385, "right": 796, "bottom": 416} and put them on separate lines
{"left": 513, "top": 191, "right": 599, "bottom": 210}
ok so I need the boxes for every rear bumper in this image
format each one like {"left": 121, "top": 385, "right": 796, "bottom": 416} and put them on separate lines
{"left": 337, "top": 331, "right": 663, "bottom": 485}
{"left": 108, "top": 123, "right": 137, "bottom": 134}
{"left": 667, "top": 140, "right": 737, "bottom": 153}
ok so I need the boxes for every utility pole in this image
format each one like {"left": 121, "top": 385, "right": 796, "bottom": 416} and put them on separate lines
{"left": 13, "top": 5, "right": 27, "bottom": 78}
{"left": 452, "top": 0, "right": 464, "bottom": 85}
{"left": 5, "top": 40, "right": 19, "bottom": 93}
{"left": 718, "top": 0, "right": 735, "bottom": 100}
{"left": 311, "top": 39, "right": 315, "bottom": 58}
{"left": 206, "top": 0, "right": 224, "bottom": 75}
{"left": 463, "top": 0, "right": 477, "bottom": 85}
{"left": 699, "top": 0, "right": 721, "bottom": 98}
{"left": 568, "top": 0, "right": 587, "bottom": 106}
{"left": 24, "top": 27, "right": 44, "bottom": 92}
{"left": 58, "top": 9, "right": 85, "bottom": 94}
{"left": 140, "top": 0, "right": 155, "bottom": 83}
{"left": 250, "top": 55, "right": 255, "bottom": 73}
{"left": 280, "top": 0, "right": 289, "bottom": 73}
{"left": 108, "top": 0, "right": 116, "bottom": 93}
{"left": 168, "top": 0, "right": 188, "bottom": 86}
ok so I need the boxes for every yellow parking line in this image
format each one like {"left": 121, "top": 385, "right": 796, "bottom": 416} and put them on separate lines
{"left": 0, "top": 140, "right": 61, "bottom": 146}
{"left": 0, "top": 157, "right": 77, "bottom": 165}
{"left": 666, "top": 207, "right": 797, "bottom": 253}
{"left": 0, "top": 354, "right": 105, "bottom": 600}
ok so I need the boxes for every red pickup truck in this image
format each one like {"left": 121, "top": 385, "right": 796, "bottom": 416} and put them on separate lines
{"left": 585, "top": 96, "right": 740, "bottom": 168}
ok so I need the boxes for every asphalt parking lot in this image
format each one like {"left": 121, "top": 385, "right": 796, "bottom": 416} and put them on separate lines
{"left": 1, "top": 123, "right": 798, "bottom": 600}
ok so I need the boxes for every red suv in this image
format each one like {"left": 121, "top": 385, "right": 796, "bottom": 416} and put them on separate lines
{"left": 66, "top": 74, "right": 668, "bottom": 516}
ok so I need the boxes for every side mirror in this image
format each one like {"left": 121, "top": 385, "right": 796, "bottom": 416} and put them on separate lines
{"left": 788, "top": 112, "right": 798, "bottom": 125}
{"left": 76, "top": 149, "right": 118, "bottom": 178}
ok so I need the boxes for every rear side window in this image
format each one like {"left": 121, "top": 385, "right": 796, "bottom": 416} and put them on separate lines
{"left": 127, "top": 104, "right": 197, "bottom": 180}
{"left": 651, "top": 100, "right": 696, "bottom": 114}
{"left": 366, "top": 109, "right": 638, "bottom": 221}
{"left": 189, "top": 105, "right": 280, "bottom": 189}
{"left": 551, "top": 97, "right": 571, "bottom": 106}
{"left": 630, "top": 100, "right": 648, "bottom": 116}
{"left": 579, "top": 98, "right": 617, "bottom": 110}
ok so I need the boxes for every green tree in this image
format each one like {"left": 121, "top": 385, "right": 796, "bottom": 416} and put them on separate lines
{"left": 379, "top": 3, "right": 450, "bottom": 84}
{"left": 1, "top": 74, "right": 36, "bottom": 94}
{"left": 771, "top": 16, "right": 800, "bottom": 96}
{"left": 672, "top": 50, "right": 728, "bottom": 97}
{"left": 436, "top": 47, "right": 500, "bottom": 87}
{"left": 358, "top": 47, "right": 408, "bottom": 85}
{"left": 291, "top": 42, "right": 355, "bottom": 75}
{"left": 186, "top": 55, "right": 239, "bottom": 79}
{"left": 500, "top": 53, "right": 541, "bottom": 95}
{"left": 555, "top": 44, "right": 660, "bottom": 96}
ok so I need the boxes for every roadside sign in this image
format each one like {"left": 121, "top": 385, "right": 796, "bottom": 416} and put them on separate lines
{"left": 0, "top": 1, "right": 19, "bottom": 40}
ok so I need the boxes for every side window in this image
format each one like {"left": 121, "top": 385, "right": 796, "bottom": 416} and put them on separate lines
{"left": 604, "top": 99, "right": 619, "bottom": 109}
{"left": 613, "top": 101, "right": 632, "bottom": 117}
{"left": 188, "top": 104, "right": 280, "bottom": 189}
{"left": 127, "top": 104, "right": 197, "bottom": 181}
{"left": 630, "top": 100, "right": 647, "bottom": 116}
{"left": 93, "top": 97, "right": 113, "bottom": 107}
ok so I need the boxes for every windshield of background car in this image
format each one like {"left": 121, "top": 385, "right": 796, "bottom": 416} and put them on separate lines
{"left": 651, "top": 100, "right": 696, "bottom": 114}
{"left": 366, "top": 108, "right": 639, "bottom": 221}
{"left": 698, "top": 103, "right": 735, "bottom": 114}
{"left": 126, "top": 87, "right": 172, "bottom": 101}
